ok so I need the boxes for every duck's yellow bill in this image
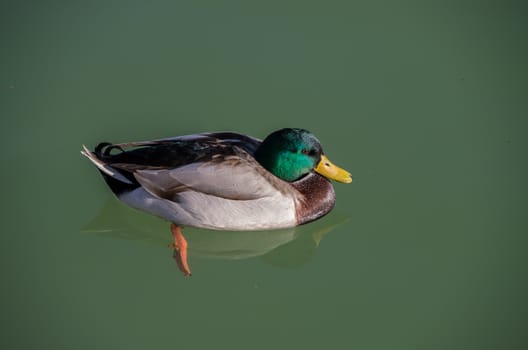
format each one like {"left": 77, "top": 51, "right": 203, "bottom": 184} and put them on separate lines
{"left": 315, "top": 155, "right": 352, "bottom": 183}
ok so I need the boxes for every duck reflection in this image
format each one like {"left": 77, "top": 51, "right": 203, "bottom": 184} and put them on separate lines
{"left": 83, "top": 197, "right": 350, "bottom": 274}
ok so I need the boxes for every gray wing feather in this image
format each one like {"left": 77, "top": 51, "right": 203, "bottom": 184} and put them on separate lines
{"left": 134, "top": 157, "right": 284, "bottom": 201}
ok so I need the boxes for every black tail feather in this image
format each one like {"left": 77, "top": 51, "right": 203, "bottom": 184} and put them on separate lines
{"left": 99, "top": 170, "right": 139, "bottom": 196}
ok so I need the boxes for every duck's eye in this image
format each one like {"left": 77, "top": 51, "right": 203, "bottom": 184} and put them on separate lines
{"left": 301, "top": 149, "right": 317, "bottom": 156}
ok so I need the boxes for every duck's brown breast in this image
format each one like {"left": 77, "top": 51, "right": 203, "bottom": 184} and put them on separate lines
{"left": 291, "top": 172, "right": 336, "bottom": 225}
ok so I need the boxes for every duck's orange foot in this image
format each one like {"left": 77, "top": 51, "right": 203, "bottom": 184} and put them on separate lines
{"left": 170, "top": 223, "right": 192, "bottom": 277}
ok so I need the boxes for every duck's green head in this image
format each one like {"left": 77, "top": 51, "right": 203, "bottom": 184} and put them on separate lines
{"left": 255, "top": 128, "right": 352, "bottom": 183}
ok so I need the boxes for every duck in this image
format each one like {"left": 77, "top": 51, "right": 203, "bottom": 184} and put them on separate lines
{"left": 81, "top": 128, "right": 352, "bottom": 276}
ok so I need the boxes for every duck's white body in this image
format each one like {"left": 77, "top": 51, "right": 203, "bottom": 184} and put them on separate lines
{"left": 118, "top": 186, "right": 297, "bottom": 230}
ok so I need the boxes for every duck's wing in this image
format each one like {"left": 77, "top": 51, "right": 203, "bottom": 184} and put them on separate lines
{"left": 110, "top": 132, "right": 261, "bottom": 159}
{"left": 131, "top": 149, "right": 293, "bottom": 201}
{"left": 84, "top": 132, "right": 297, "bottom": 201}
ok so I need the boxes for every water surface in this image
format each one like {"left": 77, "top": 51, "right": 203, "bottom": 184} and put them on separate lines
{"left": 1, "top": 1, "right": 527, "bottom": 349}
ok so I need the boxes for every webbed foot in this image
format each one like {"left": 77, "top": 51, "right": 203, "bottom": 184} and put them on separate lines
{"left": 170, "top": 223, "right": 191, "bottom": 276}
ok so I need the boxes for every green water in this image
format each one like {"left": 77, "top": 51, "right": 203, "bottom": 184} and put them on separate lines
{"left": 1, "top": 1, "right": 527, "bottom": 349}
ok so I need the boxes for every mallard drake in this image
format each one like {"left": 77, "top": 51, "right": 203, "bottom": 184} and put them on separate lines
{"left": 81, "top": 128, "right": 352, "bottom": 275}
